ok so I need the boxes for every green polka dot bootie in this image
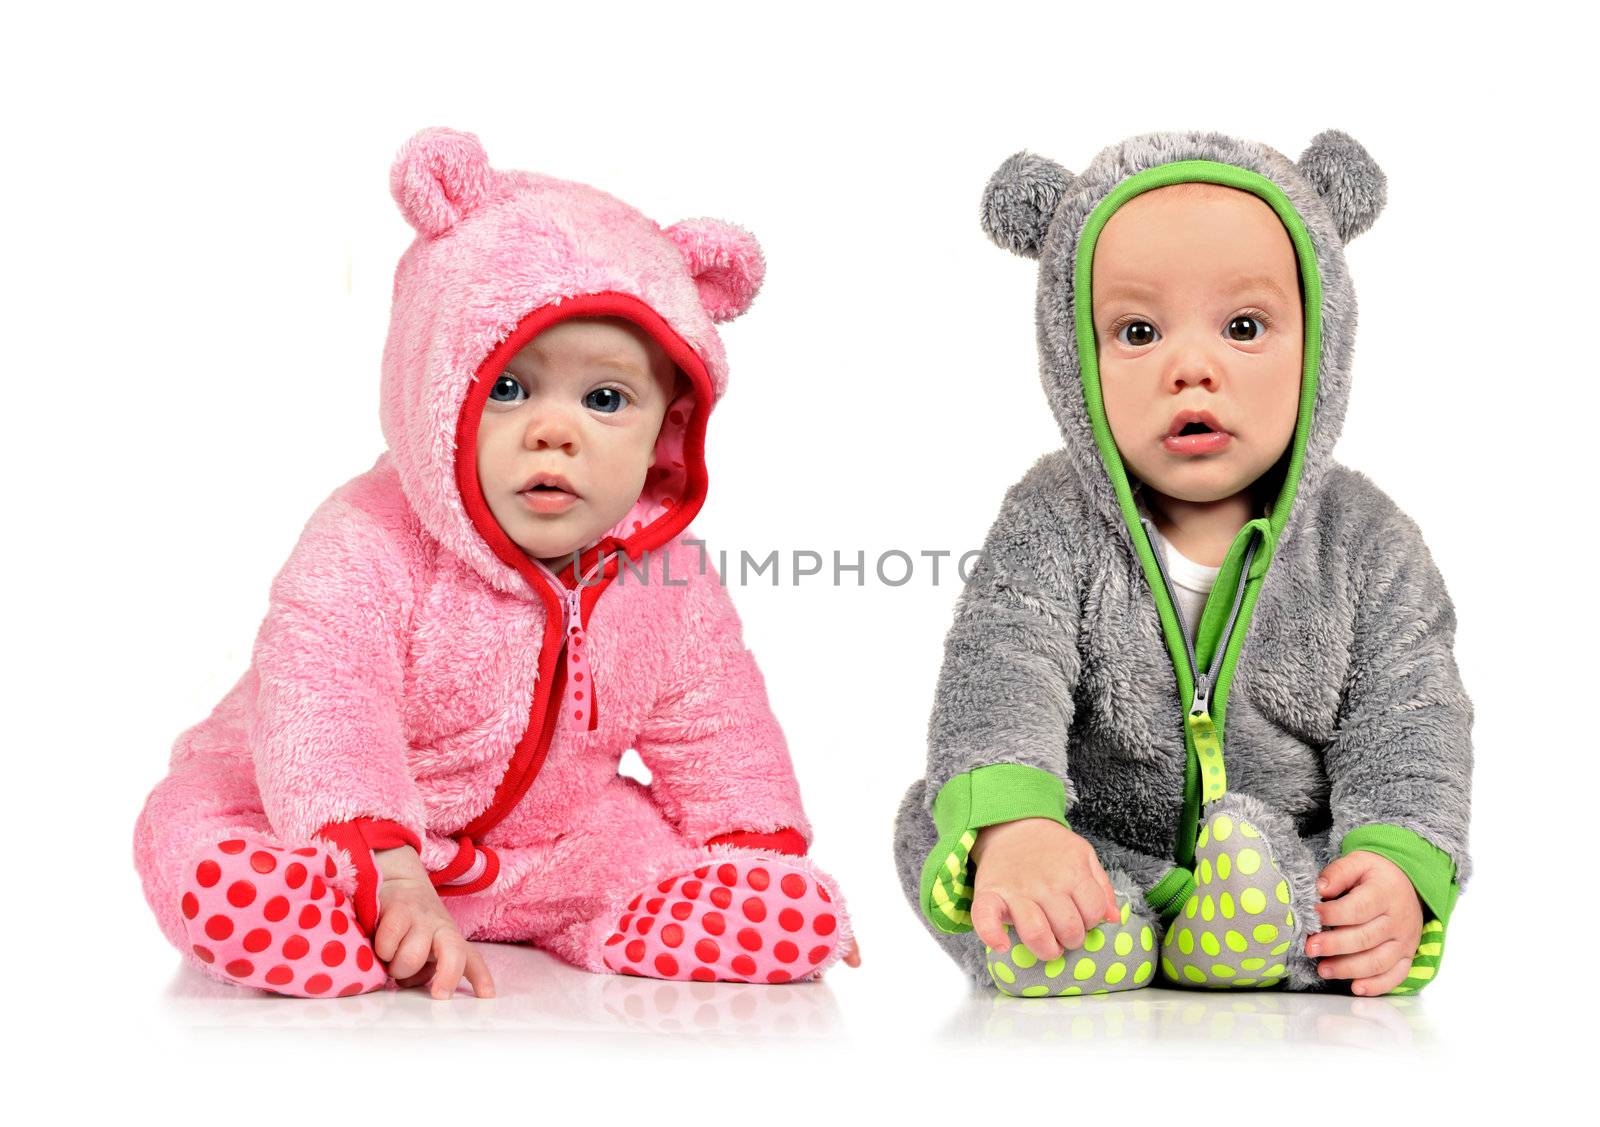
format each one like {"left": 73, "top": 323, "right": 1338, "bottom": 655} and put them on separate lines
{"left": 1159, "top": 810, "right": 1297, "bottom": 989}
{"left": 986, "top": 900, "right": 1159, "bottom": 997}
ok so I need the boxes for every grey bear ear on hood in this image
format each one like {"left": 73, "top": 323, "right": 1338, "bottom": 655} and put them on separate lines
{"left": 981, "top": 151, "right": 1077, "bottom": 259}
{"left": 1296, "top": 129, "right": 1387, "bottom": 244}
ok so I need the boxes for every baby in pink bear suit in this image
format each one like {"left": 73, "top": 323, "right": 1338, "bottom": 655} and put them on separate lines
{"left": 132, "top": 127, "right": 857, "bottom": 999}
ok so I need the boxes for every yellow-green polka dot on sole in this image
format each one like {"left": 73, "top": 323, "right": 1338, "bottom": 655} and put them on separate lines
{"left": 1074, "top": 958, "right": 1096, "bottom": 981}
{"left": 1213, "top": 816, "right": 1233, "bottom": 841}
{"left": 1022, "top": 985, "right": 1049, "bottom": 997}
{"left": 1253, "top": 924, "right": 1279, "bottom": 943}
{"left": 1225, "top": 930, "right": 1248, "bottom": 953}
{"left": 1177, "top": 929, "right": 1195, "bottom": 955}
{"left": 1114, "top": 932, "right": 1134, "bottom": 957}
{"left": 1237, "top": 848, "right": 1261, "bottom": 875}
{"left": 1200, "top": 932, "right": 1221, "bottom": 957}
{"left": 1240, "top": 888, "right": 1266, "bottom": 914}
{"left": 1083, "top": 930, "right": 1104, "bottom": 953}
{"left": 1011, "top": 945, "right": 1037, "bottom": 969}
{"left": 1105, "top": 962, "right": 1127, "bottom": 985}
{"left": 1044, "top": 957, "right": 1066, "bottom": 979}
{"left": 991, "top": 962, "right": 1015, "bottom": 984}
{"left": 1217, "top": 853, "right": 1231, "bottom": 880}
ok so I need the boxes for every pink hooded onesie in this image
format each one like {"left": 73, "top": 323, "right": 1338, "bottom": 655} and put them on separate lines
{"left": 132, "top": 127, "right": 851, "bottom": 996}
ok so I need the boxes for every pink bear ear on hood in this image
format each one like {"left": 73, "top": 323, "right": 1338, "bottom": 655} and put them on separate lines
{"left": 664, "top": 218, "right": 765, "bottom": 323}
{"left": 390, "top": 127, "right": 495, "bottom": 238}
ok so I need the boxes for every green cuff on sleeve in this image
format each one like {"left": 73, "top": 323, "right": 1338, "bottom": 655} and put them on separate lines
{"left": 1340, "top": 824, "right": 1458, "bottom": 996}
{"left": 918, "top": 764, "right": 1070, "bottom": 934}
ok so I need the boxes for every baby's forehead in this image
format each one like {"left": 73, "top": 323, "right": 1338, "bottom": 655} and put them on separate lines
{"left": 515, "top": 316, "right": 680, "bottom": 393}
{"left": 1094, "top": 184, "right": 1297, "bottom": 292}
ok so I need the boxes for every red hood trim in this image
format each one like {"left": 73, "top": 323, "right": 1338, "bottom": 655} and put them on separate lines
{"left": 454, "top": 291, "right": 715, "bottom": 593}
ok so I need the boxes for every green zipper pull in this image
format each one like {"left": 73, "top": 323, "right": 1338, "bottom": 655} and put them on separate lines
{"left": 1188, "top": 677, "right": 1227, "bottom": 804}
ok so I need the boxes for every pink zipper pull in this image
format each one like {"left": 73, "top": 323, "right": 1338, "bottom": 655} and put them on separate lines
{"left": 563, "top": 585, "right": 595, "bottom": 731}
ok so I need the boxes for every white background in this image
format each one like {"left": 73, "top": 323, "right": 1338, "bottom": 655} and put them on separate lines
{"left": 5, "top": 0, "right": 1592, "bottom": 1119}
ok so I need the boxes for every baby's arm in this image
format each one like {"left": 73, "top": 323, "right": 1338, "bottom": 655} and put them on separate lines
{"left": 633, "top": 546, "right": 811, "bottom": 850}
{"left": 1318, "top": 499, "right": 1473, "bottom": 992}
{"left": 247, "top": 484, "right": 431, "bottom": 929}
{"left": 919, "top": 460, "right": 1116, "bottom": 955}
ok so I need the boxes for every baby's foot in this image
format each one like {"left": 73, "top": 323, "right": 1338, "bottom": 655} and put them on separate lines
{"left": 1160, "top": 812, "right": 1298, "bottom": 989}
{"left": 985, "top": 900, "right": 1158, "bottom": 997}
{"left": 180, "top": 835, "right": 387, "bottom": 998}
{"left": 601, "top": 856, "right": 845, "bottom": 984}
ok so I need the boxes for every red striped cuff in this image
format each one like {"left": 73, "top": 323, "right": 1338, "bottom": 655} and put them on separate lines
{"left": 314, "top": 818, "right": 422, "bottom": 934}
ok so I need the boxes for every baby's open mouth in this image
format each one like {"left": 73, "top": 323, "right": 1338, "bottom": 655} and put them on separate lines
{"left": 1162, "top": 410, "right": 1232, "bottom": 455}
{"left": 519, "top": 472, "right": 578, "bottom": 496}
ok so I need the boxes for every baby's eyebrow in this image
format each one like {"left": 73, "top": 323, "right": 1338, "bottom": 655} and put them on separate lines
{"left": 1225, "top": 273, "right": 1293, "bottom": 303}
{"left": 1095, "top": 275, "right": 1293, "bottom": 304}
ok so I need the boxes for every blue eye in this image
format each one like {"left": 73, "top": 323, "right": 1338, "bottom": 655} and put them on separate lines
{"left": 489, "top": 374, "right": 526, "bottom": 403}
{"left": 585, "top": 387, "right": 627, "bottom": 413}
{"left": 1117, "top": 320, "right": 1159, "bottom": 347}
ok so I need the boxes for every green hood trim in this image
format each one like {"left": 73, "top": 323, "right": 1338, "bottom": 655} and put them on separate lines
{"left": 1072, "top": 160, "right": 1325, "bottom": 870}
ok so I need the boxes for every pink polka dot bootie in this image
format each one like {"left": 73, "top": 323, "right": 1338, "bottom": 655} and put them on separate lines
{"left": 601, "top": 855, "right": 846, "bottom": 984}
{"left": 179, "top": 835, "right": 387, "bottom": 998}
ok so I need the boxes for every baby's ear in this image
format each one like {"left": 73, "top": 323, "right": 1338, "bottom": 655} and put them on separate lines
{"left": 664, "top": 219, "right": 765, "bottom": 323}
{"left": 1296, "top": 130, "right": 1387, "bottom": 244}
{"left": 982, "top": 151, "right": 1075, "bottom": 259}
{"left": 390, "top": 127, "right": 495, "bottom": 238}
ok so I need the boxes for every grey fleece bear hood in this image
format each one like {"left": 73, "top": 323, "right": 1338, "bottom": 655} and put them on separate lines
{"left": 892, "top": 129, "right": 1473, "bottom": 993}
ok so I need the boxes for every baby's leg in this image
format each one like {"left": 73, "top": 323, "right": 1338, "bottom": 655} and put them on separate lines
{"left": 134, "top": 754, "right": 385, "bottom": 998}
{"left": 1157, "top": 792, "right": 1321, "bottom": 991}
{"left": 457, "top": 778, "right": 849, "bottom": 983}
{"left": 893, "top": 780, "right": 1164, "bottom": 997}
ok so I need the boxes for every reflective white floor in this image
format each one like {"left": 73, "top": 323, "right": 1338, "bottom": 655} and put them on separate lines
{"left": 157, "top": 940, "right": 1435, "bottom": 1052}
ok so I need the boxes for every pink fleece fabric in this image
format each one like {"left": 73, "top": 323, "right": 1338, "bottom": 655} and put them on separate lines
{"left": 133, "top": 127, "right": 848, "bottom": 988}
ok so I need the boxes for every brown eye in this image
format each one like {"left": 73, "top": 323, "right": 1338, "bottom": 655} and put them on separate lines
{"left": 1227, "top": 316, "right": 1264, "bottom": 342}
{"left": 1117, "top": 320, "right": 1158, "bottom": 347}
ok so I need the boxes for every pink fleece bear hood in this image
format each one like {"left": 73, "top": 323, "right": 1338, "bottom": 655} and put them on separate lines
{"left": 382, "top": 126, "right": 764, "bottom": 599}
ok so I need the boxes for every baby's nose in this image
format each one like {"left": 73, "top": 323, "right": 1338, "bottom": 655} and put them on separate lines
{"left": 523, "top": 409, "right": 579, "bottom": 452}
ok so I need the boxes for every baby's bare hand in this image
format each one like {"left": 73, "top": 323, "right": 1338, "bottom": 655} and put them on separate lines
{"left": 1307, "top": 850, "right": 1423, "bottom": 997}
{"left": 373, "top": 847, "right": 495, "bottom": 1000}
{"left": 968, "top": 818, "right": 1119, "bottom": 961}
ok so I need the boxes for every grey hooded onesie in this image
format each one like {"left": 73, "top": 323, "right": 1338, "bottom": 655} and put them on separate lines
{"left": 892, "top": 129, "right": 1472, "bottom": 995}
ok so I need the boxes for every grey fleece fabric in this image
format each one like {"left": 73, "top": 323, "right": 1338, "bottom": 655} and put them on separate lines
{"left": 892, "top": 129, "right": 1473, "bottom": 990}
